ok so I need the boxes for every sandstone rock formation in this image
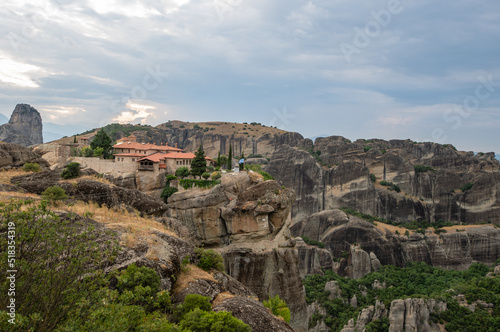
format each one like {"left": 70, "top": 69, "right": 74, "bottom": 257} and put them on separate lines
{"left": 10, "top": 169, "right": 169, "bottom": 216}
{"left": 222, "top": 245, "right": 308, "bottom": 332}
{"left": 266, "top": 139, "right": 500, "bottom": 225}
{"left": 168, "top": 172, "right": 295, "bottom": 246}
{"left": 0, "top": 104, "right": 43, "bottom": 146}
{"left": 292, "top": 209, "right": 500, "bottom": 277}
{"left": 0, "top": 142, "right": 49, "bottom": 169}
{"left": 168, "top": 171, "right": 306, "bottom": 331}
{"left": 213, "top": 297, "right": 296, "bottom": 332}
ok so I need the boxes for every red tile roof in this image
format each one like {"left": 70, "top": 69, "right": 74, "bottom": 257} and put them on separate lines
{"left": 113, "top": 141, "right": 182, "bottom": 152}
{"left": 114, "top": 153, "right": 144, "bottom": 157}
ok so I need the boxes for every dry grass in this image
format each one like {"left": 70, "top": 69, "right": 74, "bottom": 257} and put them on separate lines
{"left": 212, "top": 291, "right": 235, "bottom": 307}
{"left": 442, "top": 224, "right": 495, "bottom": 232}
{"left": 374, "top": 222, "right": 415, "bottom": 235}
{"left": 60, "top": 175, "right": 114, "bottom": 186}
{"left": 64, "top": 201, "right": 177, "bottom": 237}
{"left": 173, "top": 264, "right": 218, "bottom": 295}
{"left": 0, "top": 169, "right": 30, "bottom": 184}
{"left": 0, "top": 191, "right": 39, "bottom": 202}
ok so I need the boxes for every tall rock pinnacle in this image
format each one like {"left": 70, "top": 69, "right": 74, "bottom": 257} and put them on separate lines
{"left": 0, "top": 104, "right": 43, "bottom": 146}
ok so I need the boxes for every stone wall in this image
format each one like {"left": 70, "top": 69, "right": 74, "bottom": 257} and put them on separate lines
{"left": 71, "top": 157, "right": 137, "bottom": 174}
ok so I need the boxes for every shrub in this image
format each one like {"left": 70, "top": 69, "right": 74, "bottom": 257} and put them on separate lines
{"left": 247, "top": 153, "right": 263, "bottom": 158}
{"left": 42, "top": 186, "right": 68, "bottom": 201}
{"left": 301, "top": 236, "right": 326, "bottom": 248}
{"left": 211, "top": 171, "right": 221, "bottom": 181}
{"left": 165, "top": 174, "right": 177, "bottom": 182}
{"left": 193, "top": 124, "right": 201, "bottom": 130}
{"left": 460, "top": 183, "right": 474, "bottom": 192}
{"left": 380, "top": 180, "right": 390, "bottom": 186}
{"left": 179, "top": 308, "right": 251, "bottom": 332}
{"left": 175, "top": 166, "right": 190, "bottom": 179}
{"left": 160, "top": 187, "right": 178, "bottom": 203}
{"left": 263, "top": 295, "right": 291, "bottom": 323}
{"left": 179, "top": 179, "right": 220, "bottom": 190}
{"left": 195, "top": 248, "right": 224, "bottom": 271}
{"left": 414, "top": 165, "right": 434, "bottom": 173}
{"left": 369, "top": 174, "right": 376, "bottom": 182}
{"left": 0, "top": 200, "right": 119, "bottom": 331}
{"left": 61, "top": 162, "right": 80, "bottom": 179}
{"left": 364, "top": 146, "right": 372, "bottom": 152}
{"left": 23, "top": 162, "right": 41, "bottom": 173}
{"left": 202, "top": 172, "right": 211, "bottom": 180}
{"left": 116, "top": 264, "right": 161, "bottom": 294}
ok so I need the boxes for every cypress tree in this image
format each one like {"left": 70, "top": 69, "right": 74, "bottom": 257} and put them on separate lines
{"left": 190, "top": 145, "right": 207, "bottom": 178}
{"left": 227, "top": 145, "right": 232, "bottom": 170}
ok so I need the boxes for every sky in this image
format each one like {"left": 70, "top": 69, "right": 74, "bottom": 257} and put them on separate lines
{"left": 1, "top": 0, "right": 500, "bottom": 153}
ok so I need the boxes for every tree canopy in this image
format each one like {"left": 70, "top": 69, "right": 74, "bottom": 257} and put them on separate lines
{"left": 190, "top": 145, "right": 207, "bottom": 178}
{"left": 90, "top": 129, "right": 113, "bottom": 159}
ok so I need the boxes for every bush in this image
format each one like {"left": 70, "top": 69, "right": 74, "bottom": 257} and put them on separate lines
{"left": 414, "top": 165, "right": 434, "bottom": 173}
{"left": 175, "top": 167, "right": 190, "bottom": 179}
{"left": 195, "top": 248, "right": 224, "bottom": 271}
{"left": 369, "top": 174, "right": 376, "bottom": 182}
{"left": 202, "top": 172, "right": 211, "bottom": 180}
{"left": 380, "top": 180, "right": 390, "bottom": 186}
{"left": 61, "top": 162, "right": 80, "bottom": 179}
{"left": 161, "top": 187, "right": 178, "bottom": 202}
{"left": 116, "top": 264, "right": 161, "bottom": 294}
{"left": 0, "top": 200, "right": 119, "bottom": 331}
{"left": 22, "top": 162, "right": 41, "bottom": 173}
{"left": 42, "top": 186, "right": 68, "bottom": 201}
{"left": 301, "top": 236, "right": 326, "bottom": 248}
{"left": 179, "top": 308, "right": 251, "bottom": 332}
{"left": 460, "top": 183, "right": 474, "bottom": 192}
{"left": 211, "top": 171, "right": 221, "bottom": 181}
{"left": 165, "top": 174, "right": 177, "bottom": 182}
{"left": 179, "top": 179, "right": 220, "bottom": 190}
{"left": 263, "top": 295, "right": 291, "bottom": 323}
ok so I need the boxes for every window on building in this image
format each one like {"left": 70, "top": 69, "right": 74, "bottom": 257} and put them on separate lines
{"left": 132, "top": 158, "right": 135, "bottom": 161}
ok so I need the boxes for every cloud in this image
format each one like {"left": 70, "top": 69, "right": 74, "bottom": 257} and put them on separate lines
{"left": 0, "top": 0, "right": 499, "bottom": 152}
{"left": 112, "top": 101, "right": 156, "bottom": 124}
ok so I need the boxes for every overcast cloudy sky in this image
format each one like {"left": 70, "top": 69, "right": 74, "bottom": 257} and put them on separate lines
{"left": 1, "top": 0, "right": 499, "bottom": 152}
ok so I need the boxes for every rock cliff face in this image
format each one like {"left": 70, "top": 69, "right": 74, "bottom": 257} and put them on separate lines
{"left": 266, "top": 140, "right": 500, "bottom": 225}
{"left": 338, "top": 298, "right": 445, "bottom": 332}
{"left": 0, "top": 142, "right": 49, "bottom": 169}
{"left": 168, "top": 172, "right": 295, "bottom": 246}
{"left": 168, "top": 172, "right": 307, "bottom": 331}
{"left": 292, "top": 209, "right": 500, "bottom": 277}
{"left": 0, "top": 104, "right": 43, "bottom": 146}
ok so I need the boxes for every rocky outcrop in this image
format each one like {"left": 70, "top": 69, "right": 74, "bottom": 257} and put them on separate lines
{"left": 222, "top": 246, "right": 308, "bottom": 332}
{"left": 0, "top": 104, "right": 43, "bottom": 146}
{"left": 388, "top": 299, "right": 445, "bottom": 332}
{"left": 168, "top": 172, "right": 295, "bottom": 246}
{"left": 0, "top": 142, "right": 49, "bottom": 169}
{"left": 266, "top": 139, "right": 500, "bottom": 225}
{"left": 213, "top": 297, "right": 295, "bottom": 332}
{"left": 296, "top": 238, "right": 334, "bottom": 278}
{"left": 292, "top": 209, "right": 500, "bottom": 277}
{"left": 10, "top": 169, "right": 169, "bottom": 216}
{"left": 337, "top": 298, "right": 445, "bottom": 332}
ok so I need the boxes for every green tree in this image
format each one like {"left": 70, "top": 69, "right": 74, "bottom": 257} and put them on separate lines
{"left": 175, "top": 166, "right": 190, "bottom": 179}
{"left": 227, "top": 145, "right": 232, "bottom": 170}
{"left": 202, "top": 172, "right": 211, "bottom": 180}
{"left": 263, "top": 295, "right": 291, "bottom": 323}
{"left": 90, "top": 129, "right": 113, "bottom": 159}
{"left": 161, "top": 187, "right": 178, "bottom": 203}
{"left": 0, "top": 199, "right": 119, "bottom": 331}
{"left": 179, "top": 309, "right": 251, "bottom": 332}
{"left": 190, "top": 145, "right": 207, "bottom": 179}
{"left": 42, "top": 185, "right": 68, "bottom": 202}
{"left": 195, "top": 248, "right": 224, "bottom": 271}
{"left": 61, "top": 162, "right": 81, "bottom": 179}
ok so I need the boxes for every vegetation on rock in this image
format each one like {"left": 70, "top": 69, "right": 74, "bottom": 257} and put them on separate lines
{"left": 61, "top": 162, "right": 80, "bottom": 179}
